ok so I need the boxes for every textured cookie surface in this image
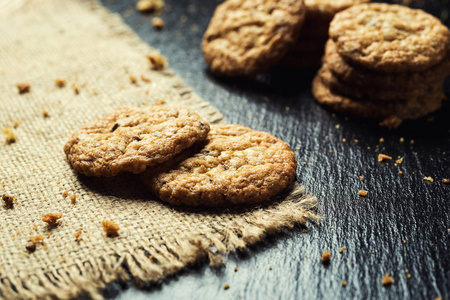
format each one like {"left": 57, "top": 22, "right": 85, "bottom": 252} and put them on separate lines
{"left": 305, "top": 0, "right": 370, "bottom": 20}
{"left": 202, "top": 0, "right": 306, "bottom": 77}
{"left": 329, "top": 3, "right": 450, "bottom": 72}
{"left": 312, "top": 75, "right": 444, "bottom": 121}
{"left": 64, "top": 106, "right": 210, "bottom": 177}
{"left": 324, "top": 40, "right": 450, "bottom": 90}
{"left": 141, "top": 124, "right": 297, "bottom": 207}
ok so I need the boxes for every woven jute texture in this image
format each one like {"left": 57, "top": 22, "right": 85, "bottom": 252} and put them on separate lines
{"left": 0, "top": 0, "right": 318, "bottom": 299}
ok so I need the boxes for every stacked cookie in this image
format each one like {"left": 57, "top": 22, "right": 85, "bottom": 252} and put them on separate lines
{"left": 313, "top": 3, "right": 450, "bottom": 128}
{"left": 64, "top": 106, "right": 297, "bottom": 207}
{"left": 278, "top": 0, "right": 370, "bottom": 68}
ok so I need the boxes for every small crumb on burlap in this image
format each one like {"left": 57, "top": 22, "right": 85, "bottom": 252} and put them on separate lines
{"left": 381, "top": 274, "right": 394, "bottom": 286}
{"left": 378, "top": 154, "right": 392, "bottom": 162}
{"left": 2, "top": 127, "right": 17, "bottom": 144}
{"left": 62, "top": 191, "right": 68, "bottom": 197}
{"left": 147, "top": 53, "right": 167, "bottom": 70}
{"left": 424, "top": 176, "right": 434, "bottom": 183}
{"left": 152, "top": 17, "right": 164, "bottom": 30}
{"left": 42, "top": 213, "right": 62, "bottom": 226}
{"left": 441, "top": 178, "right": 449, "bottom": 184}
{"left": 102, "top": 220, "right": 119, "bottom": 237}
{"left": 321, "top": 250, "right": 331, "bottom": 264}
{"left": 341, "top": 281, "right": 347, "bottom": 287}
{"left": 55, "top": 79, "right": 66, "bottom": 88}
{"left": 13, "top": 120, "right": 20, "bottom": 128}
{"left": 223, "top": 284, "right": 230, "bottom": 290}
{"left": 74, "top": 229, "right": 82, "bottom": 240}
{"left": 26, "top": 234, "right": 45, "bottom": 253}
{"left": 358, "top": 190, "right": 368, "bottom": 197}
{"left": 155, "top": 99, "right": 165, "bottom": 105}
{"left": 2, "top": 194, "right": 14, "bottom": 207}
{"left": 136, "top": 0, "right": 164, "bottom": 13}
{"left": 72, "top": 83, "right": 79, "bottom": 95}
{"left": 129, "top": 75, "right": 138, "bottom": 84}
{"left": 69, "top": 194, "right": 76, "bottom": 204}
{"left": 42, "top": 109, "right": 50, "bottom": 118}
{"left": 16, "top": 82, "right": 30, "bottom": 94}
{"left": 141, "top": 75, "right": 151, "bottom": 82}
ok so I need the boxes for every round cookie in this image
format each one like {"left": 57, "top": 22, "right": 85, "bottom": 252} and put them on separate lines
{"left": 202, "top": 0, "right": 306, "bottom": 77}
{"left": 304, "top": 0, "right": 370, "bottom": 20}
{"left": 318, "top": 64, "right": 436, "bottom": 101}
{"left": 312, "top": 75, "right": 444, "bottom": 123}
{"left": 329, "top": 3, "right": 450, "bottom": 73}
{"left": 64, "top": 106, "right": 210, "bottom": 177}
{"left": 141, "top": 124, "right": 297, "bottom": 207}
{"left": 324, "top": 40, "right": 450, "bottom": 90}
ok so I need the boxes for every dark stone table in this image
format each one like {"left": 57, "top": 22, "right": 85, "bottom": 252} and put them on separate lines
{"left": 100, "top": 0, "right": 450, "bottom": 299}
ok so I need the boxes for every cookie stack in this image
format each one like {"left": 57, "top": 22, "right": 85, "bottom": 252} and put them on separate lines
{"left": 313, "top": 3, "right": 450, "bottom": 128}
{"left": 64, "top": 106, "right": 297, "bottom": 207}
{"left": 278, "top": 0, "right": 370, "bottom": 68}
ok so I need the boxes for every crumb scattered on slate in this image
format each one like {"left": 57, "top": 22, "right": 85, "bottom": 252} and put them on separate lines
{"left": 339, "top": 247, "right": 346, "bottom": 253}
{"left": 147, "top": 53, "right": 167, "bottom": 70}
{"left": 16, "top": 82, "right": 30, "bottom": 94}
{"left": 378, "top": 154, "right": 392, "bottom": 162}
{"left": 379, "top": 138, "right": 384, "bottom": 143}
{"left": 152, "top": 17, "right": 164, "bottom": 29}
{"left": 358, "top": 190, "right": 368, "bottom": 197}
{"left": 321, "top": 250, "right": 331, "bottom": 263}
{"left": 102, "top": 220, "right": 119, "bottom": 237}
{"left": 42, "top": 213, "right": 62, "bottom": 226}
{"left": 341, "top": 281, "right": 347, "bottom": 287}
{"left": 381, "top": 274, "right": 394, "bottom": 286}
{"left": 424, "top": 176, "right": 434, "bottom": 183}
{"left": 396, "top": 157, "right": 403, "bottom": 164}
{"left": 442, "top": 178, "right": 450, "bottom": 184}
{"left": 136, "top": 0, "right": 164, "bottom": 13}
{"left": 223, "top": 284, "right": 230, "bottom": 290}
{"left": 2, "top": 127, "right": 17, "bottom": 144}
{"left": 234, "top": 267, "right": 238, "bottom": 272}
{"left": 55, "top": 79, "right": 66, "bottom": 88}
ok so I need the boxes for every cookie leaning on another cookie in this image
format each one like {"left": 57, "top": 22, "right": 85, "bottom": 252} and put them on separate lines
{"left": 202, "top": 0, "right": 306, "bottom": 77}
{"left": 141, "top": 124, "right": 297, "bottom": 207}
{"left": 64, "top": 106, "right": 210, "bottom": 177}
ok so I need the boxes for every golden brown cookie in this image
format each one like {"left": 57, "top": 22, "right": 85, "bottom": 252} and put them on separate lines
{"left": 304, "top": 0, "right": 370, "bottom": 20}
{"left": 329, "top": 3, "right": 450, "bottom": 72}
{"left": 324, "top": 40, "right": 450, "bottom": 90}
{"left": 312, "top": 75, "right": 444, "bottom": 124}
{"left": 141, "top": 124, "right": 297, "bottom": 207}
{"left": 64, "top": 106, "right": 210, "bottom": 177}
{"left": 202, "top": 0, "right": 306, "bottom": 77}
{"left": 318, "top": 64, "right": 437, "bottom": 101}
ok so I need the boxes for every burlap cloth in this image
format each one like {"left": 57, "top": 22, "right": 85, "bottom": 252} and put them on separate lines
{"left": 0, "top": 0, "right": 318, "bottom": 298}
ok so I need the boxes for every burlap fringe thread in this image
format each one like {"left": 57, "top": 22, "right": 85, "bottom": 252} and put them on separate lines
{"left": 1, "top": 186, "right": 317, "bottom": 300}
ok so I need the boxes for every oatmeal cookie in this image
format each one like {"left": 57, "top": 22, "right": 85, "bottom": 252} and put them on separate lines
{"left": 318, "top": 64, "right": 436, "bottom": 101}
{"left": 312, "top": 75, "right": 444, "bottom": 123}
{"left": 305, "top": 0, "right": 370, "bottom": 20}
{"left": 64, "top": 106, "right": 210, "bottom": 177}
{"left": 141, "top": 124, "right": 297, "bottom": 207}
{"left": 202, "top": 0, "right": 306, "bottom": 77}
{"left": 324, "top": 40, "right": 450, "bottom": 90}
{"left": 329, "top": 3, "right": 450, "bottom": 72}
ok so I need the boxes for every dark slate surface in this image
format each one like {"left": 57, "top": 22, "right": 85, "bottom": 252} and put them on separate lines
{"left": 99, "top": 0, "right": 450, "bottom": 299}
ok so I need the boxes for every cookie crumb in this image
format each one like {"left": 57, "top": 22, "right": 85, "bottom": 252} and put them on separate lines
{"left": 341, "top": 281, "right": 347, "bottom": 287}
{"left": 13, "top": 120, "right": 20, "bottom": 128}
{"left": 62, "top": 191, "right": 68, "bottom": 197}
{"left": 74, "top": 229, "right": 82, "bottom": 240}
{"left": 136, "top": 0, "right": 164, "bottom": 12}
{"left": 223, "top": 284, "right": 230, "bottom": 290}
{"left": 410, "top": 140, "right": 414, "bottom": 144}
{"left": 72, "top": 83, "right": 80, "bottom": 95}
{"left": 358, "top": 190, "right": 368, "bottom": 197}
{"left": 339, "top": 247, "right": 346, "bottom": 253}
{"left": 302, "top": 229, "right": 308, "bottom": 233}
{"left": 442, "top": 178, "right": 450, "bottom": 184}
{"left": 285, "top": 106, "right": 290, "bottom": 111}
{"left": 399, "top": 171, "right": 403, "bottom": 174}
{"left": 399, "top": 137, "right": 404, "bottom": 143}
{"left": 29, "top": 234, "right": 45, "bottom": 244}
{"left": 396, "top": 157, "right": 403, "bottom": 164}
{"left": 354, "top": 139, "right": 359, "bottom": 143}
{"left": 155, "top": 99, "right": 166, "bottom": 105}
{"left": 234, "top": 267, "right": 238, "bottom": 272}
{"left": 42, "top": 109, "right": 50, "bottom": 118}
{"left": 379, "top": 138, "right": 384, "bottom": 143}
{"left": 378, "top": 154, "right": 392, "bottom": 162}
{"left": 129, "top": 75, "right": 138, "bottom": 84}
{"left": 55, "top": 79, "right": 66, "bottom": 88}
{"left": 269, "top": 266, "right": 273, "bottom": 270}
{"left": 2, "top": 127, "right": 17, "bottom": 144}
{"left": 321, "top": 250, "right": 331, "bottom": 263}
{"left": 342, "top": 138, "right": 346, "bottom": 142}
{"left": 2, "top": 194, "right": 14, "bottom": 207}
{"left": 33, "top": 225, "right": 38, "bottom": 231}
{"left": 381, "top": 274, "right": 394, "bottom": 286}
{"left": 424, "top": 176, "right": 434, "bottom": 183}
{"left": 147, "top": 53, "right": 167, "bottom": 70}
{"left": 141, "top": 75, "right": 151, "bottom": 82}
{"left": 42, "top": 213, "right": 62, "bottom": 226}
{"left": 102, "top": 220, "right": 120, "bottom": 237}
{"left": 335, "top": 124, "right": 340, "bottom": 129}
{"left": 152, "top": 17, "right": 164, "bottom": 30}
{"left": 69, "top": 194, "right": 76, "bottom": 204}
{"left": 16, "top": 83, "right": 30, "bottom": 94}
{"left": 25, "top": 242, "right": 36, "bottom": 253}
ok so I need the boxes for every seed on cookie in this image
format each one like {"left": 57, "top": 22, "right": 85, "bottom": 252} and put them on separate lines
{"left": 329, "top": 3, "right": 450, "bottom": 72}
{"left": 202, "top": 0, "right": 306, "bottom": 77}
{"left": 141, "top": 124, "right": 297, "bottom": 207}
{"left": 64, "top": 106, "right": 210, "bottom": 177}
